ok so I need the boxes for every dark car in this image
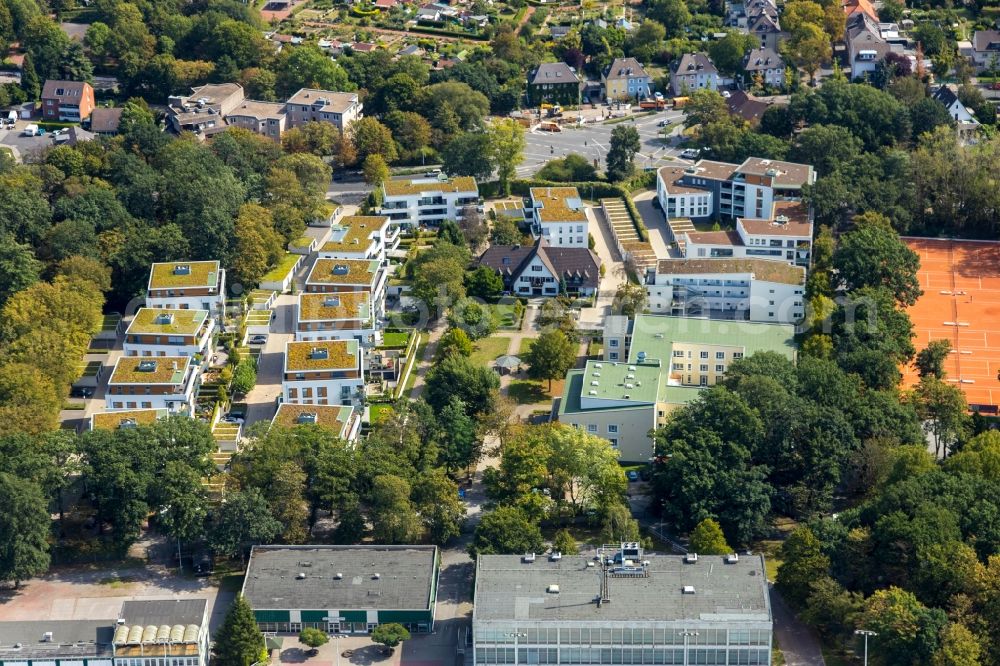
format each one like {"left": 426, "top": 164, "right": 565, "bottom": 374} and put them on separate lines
{"left": 192, "top": 548, "right": 214, "bottom": 576}
{"left": 626, "top": 470, "right": 639, "bottom": 482}
{"left": 70, "top": 386, "right": 94, "bottom": 398}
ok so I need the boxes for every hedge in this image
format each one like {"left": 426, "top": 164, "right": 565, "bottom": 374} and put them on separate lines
{"left": 407, "top": 24, "right": 488, "bottom": 39}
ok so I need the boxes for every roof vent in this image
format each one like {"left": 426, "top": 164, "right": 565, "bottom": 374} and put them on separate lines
{"left": 332, "top": 264, "right": 350, "bottom": 275}
{"left": 154, "top": 313, "right": 174, "bottom": 325}
{"left": 42, "top": 632, "right": 53, "bottom": 642}
{"left": 323, "top": 296, "right": 342, "bottom": 307}
{"left": 684, "top": 552, "right": 699, "bottom": 564}
{"left": 591, "top": 381, "right": 600, "bottom": 386}
{"left": 296, "top": 572, "right": 306, "bottom": 580}
{"left": 547, "top": 584, "right": 560, "bottom": 593}
{"left": 588, "top": 390, "right": 597, "bottom": 395}
{"left": 310, "top": 347, "right": 329, "bottom": 360}
{"left": 373, "top": 573, "right": 381, "bottom": 579}
{"left": 682, "top": 585, "right": 696, "bottom": 595}
{"left": 594, "top": 363, "right": 603, "bottom": 368}
{"left": 137, "top": 360, "right": 158, "bottom": 373}
{"left": 550, "top": 552, "right": 562, "bottom": 561}
{"left": 725, "top": 553, "right": 739, "bottom": 564}
{"left": 628, "top": 366, "right": 636, "bottom": 371}
{"left": 297, "top": 412, "right": 318, "bottom": 424}
{"left": 775, "top": 215, "right": 789, "bottom": 224}
{"left": 173, "top": 264, "right": 191, "bottom": 276}
{"left": 334, "top": 572, "right": 343, "bottom": 579}
{"left": 523, "top": 553, "right": 536, "bottom": 563}
{"left": 625, "top": 383, "right": 634, "bottom": 389}
{"left": 637, "top": 351, "right": 647, "bottom": 361}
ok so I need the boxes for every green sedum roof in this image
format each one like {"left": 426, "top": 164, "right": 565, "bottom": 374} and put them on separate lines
{"left": 627, "top": 314, "right": 797, "bottom": 364}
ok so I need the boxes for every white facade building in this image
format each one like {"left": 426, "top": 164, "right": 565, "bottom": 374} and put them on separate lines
{"left": 123, "top": 308, "right": 215, "bottom": 358}
{"left": 473, "top": 546, "right": 773, "bottom": 666}
{"left": 377, "top": 176, "right": 480, "bottom": 228}
{"left": 318, "top": 215, "right": 396, "bottom": 263}
{"left": 295, "top": 292, "right": 379, "bottom": 346}
{"left": 106, "top": 356, "right": 199, "bottom": 415}
{"left": 645, "top": 258, "right": 805, "bottom": 323}
{"left": 281, "top": 339, "right": 364, "bottom": 406}
{"left": 671, "top": 53, "right": 719, "bottom": 96}
{"left": 526, "top": 187, "right": 590, "bottom": 248}
{"left": 145, "top": 261, "right": 226, "bottom": 319}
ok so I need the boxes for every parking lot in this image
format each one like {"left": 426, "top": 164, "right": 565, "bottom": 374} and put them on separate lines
{"left": 0, "top": 120, "right": 63, "bottom": 161}
{"left": 0, "top": 563, "right": 231, "bottom": 632}
{"left": 518, "top": 108, "right": 687, "bottom": 177}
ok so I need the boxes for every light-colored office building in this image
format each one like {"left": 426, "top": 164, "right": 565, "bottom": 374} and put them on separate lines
{"left": 557, "top": 315, "right": 796, "bottom": 460}
{"left": 377, "top": 176, "right": 480, "bottom": 229}
{"left": 644, "top": 258, "right": 805, "bottom": 323}
{"left": 526, "top": 187, "right": 590, "bottom": 248}
{"left": 473, "top": 545, "right": 773, "bottom": 666}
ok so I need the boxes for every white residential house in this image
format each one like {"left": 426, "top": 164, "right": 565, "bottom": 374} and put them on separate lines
{"left": 377, "top": 176, "right": 480, "bottom": 229}
{"left": 295, "top": 292, "right": 380, "bottom": 346}
{"left": 602, "top": 57, "right": 653, "bottom": 101}
{"left": 271, "top": 403, "right": 362, "bottom": 443}
{"left": 968, "top": 30, "right": 1000, "bottom": 72}
{"left": 932, "top": 86, "right": 980, "bottom": 143}
{"left": 284, "top": 88, "right": 363, "bottom": 133}
{"left": 477, "top": 239, "right": 602, "bottom": 298}
{"left": 525, "top": 186, "right": 590, "bottom": 247}
{"left": 145, "top": 261, "right": 226, "bottom": 320}
{"left": 742, "top": 47, "right": 786, "bottom": 88}
{"left": 281, "top": 340, "right": 364, "bottom": 406}
{"left": 123, "top": 308, "right": 215, "bottom": 359}
{"left": 106, "top": 356, "right": 199, "bottom": 415}
{"left": 304, "top": 258, "right": 388, "bottom": 318}
{"left": 671, "top": 53, "right": 719, "bottom": 96}
{"left": 846, "top": 13, "right": 889, "bottom": 79}
{"left": 318, "top": 215, "right": 396, "bottom": 263}
{"left": 644, "top": 258, "right": 806, "bottom": 323}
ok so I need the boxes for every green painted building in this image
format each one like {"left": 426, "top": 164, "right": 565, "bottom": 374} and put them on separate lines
{"left": 242, "top": 545, "right": 439, "bottom": 634}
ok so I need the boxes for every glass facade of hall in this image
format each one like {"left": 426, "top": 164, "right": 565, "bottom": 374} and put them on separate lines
{"left": 474, "top": 625, "right": 771, "bottom": 666}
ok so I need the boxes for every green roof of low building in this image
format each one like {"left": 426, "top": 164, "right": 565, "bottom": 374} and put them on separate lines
{"left": 148, "top": 261, "right": 219, "bottom": 289}
{"left": 126, "top": 308, "right": 208, "bottom": 336}
{"left": 580, "top": 360, "right": 662, "bottom": 404}
{"left": 627, "top": 315, "right": 796, "bottom": 364}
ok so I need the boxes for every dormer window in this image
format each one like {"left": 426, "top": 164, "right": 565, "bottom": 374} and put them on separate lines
{"left": 332, "top": 264, "right": 349, "bottom": 275}
{"left": 173, "top": 264, "right": 191, "bottom": 276}
{"left": 310, "top": 347, "right": 329, "bottom": 360}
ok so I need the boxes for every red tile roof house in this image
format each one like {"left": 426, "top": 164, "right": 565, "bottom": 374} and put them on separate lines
{"left": 41, "top": 79, "right": 95, "bottom": 122}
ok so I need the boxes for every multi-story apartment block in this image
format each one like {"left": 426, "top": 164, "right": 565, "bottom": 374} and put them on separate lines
{"left": 41, "top": 80, "right": 96, "bottom": 122}
{"left": 318, "top": 215, "right": 396, "bottom": 263}
{"left": 656, "top": 159, "right": 815, "bottom": 266}
{"left": 473, "top": 545, "right": 773, "bottom": 666}
{"left": 281, "top": 340, "right": 364, "bottom": 406}
{"left": 284, "top": 88, "right": 363, "bottom": 133}
{"left": 557, "top": 314, "right": 795, "bottom": 460}
{"left": 377, "top": 176, "right": 480, "bottom": 229}
{"left": 295, "top": 292, "right": 379, "bottom": 346}
{"left": 670, "top": 53, "right": 719, "bottom": 96}
{"left": 146, "top": 261, "right": 226, "bottom": 318}
{"left": 225, "top": 100, "right": 287, "bottom": 139}
{"left": 601, "top": 57, "right": 653, "bottom": 101}
{"left": 645, "top": 258, "right": 805, "bottom": 323}
{"left": 526, "top": 187, "right": 590, "bottom": 248}
{"left": 742, "top": 47, "right": 786, "bottom": 88}
{"left": 271, "top": 403, "right": 362, "bottom": 443}
{"left": 123, "top": 308, "right": 215, "bottom": 358}
{"left": 90, "top": 408, "right": 169, "bottom": 431}
{"left": 106, "top": 356, "right": 199, "bottom": 415}
{"left": 304, "top": 259, "right": 387, "bottom": 317}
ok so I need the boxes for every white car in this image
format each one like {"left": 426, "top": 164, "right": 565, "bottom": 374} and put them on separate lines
{"left": 680, "top": 148, "right": 700, "bottom": 159}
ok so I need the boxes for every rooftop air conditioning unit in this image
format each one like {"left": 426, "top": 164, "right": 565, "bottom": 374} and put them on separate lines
{"left": 684, "top": 553, "right": 699, "bottom": 564}
{"left": 682, "top": 586, "right": 696, "bottom": 595}
{"left": 547, "top": 584, "right": 560, "bottom": 593}
{"left": 550, "top": 552, "right": 562, "bottom": 561}
{"left": 725, "top": 554, "right": 739, "bottom": 564}
{"left": 523, "top": 553, "right": 536, "bottom": 563}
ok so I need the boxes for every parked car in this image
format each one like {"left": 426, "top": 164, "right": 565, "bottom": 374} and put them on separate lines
{"left": 658, "top": 119, "right": 670, "bottom": 127}
{"left": 222, "top": 415, "right": 245, "bottom": 425}
{"left": 21, "top": 123, "right": 40, "bottom": 136}
{"left": 248, "top": 334, "right": 268, "bottom": 345}
{"left": 680, "top": 148, "right": 700, "bottom": 159}
{"left": 991, "top": 82, "right": 1000, "bottom": 91}
{"left": 70, "top": 386, "right": 94, "bottom": 398}
{"left": 626, "top": 470, "right": 640, "bottom": 482}
{"left": 192, "top": 548, "right": 214, "bottom": 577}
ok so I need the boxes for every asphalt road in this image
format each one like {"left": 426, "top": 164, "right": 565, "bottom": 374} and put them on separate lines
{"left": 519, "top": 109, "right": 688, "bottom": 177}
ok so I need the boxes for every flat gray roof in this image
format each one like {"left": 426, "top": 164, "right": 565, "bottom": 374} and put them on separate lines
{"left": 120, "top": 599, "right": 207, "bottom": 626}
{"left": 0, "top": 620, "right": 113, "bottom": 661}
{"left": 243, "top": 545, "right": 437, "bottom": 611}
{"left": 475, "top": 554, "right": 770, "bottom": 623}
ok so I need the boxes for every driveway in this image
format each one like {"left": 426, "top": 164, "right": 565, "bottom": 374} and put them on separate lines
{"left": 769, "top": 585, "right": 826, "bottom": 666}
{"left": 0, "top": 122, "right": 57, "bottom": 161}
{"left": 578, "top": 205, "right": 626, "bottom": 330}
{"left": 632, "top": 190, "right": 676, "bottom": 259}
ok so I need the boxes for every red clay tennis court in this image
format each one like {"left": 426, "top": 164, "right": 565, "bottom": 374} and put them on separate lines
{"left": 903, "top": 238, "right": 1000, "bottom": 411}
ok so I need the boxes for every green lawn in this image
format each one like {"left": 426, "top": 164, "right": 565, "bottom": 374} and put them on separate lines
{"left": 508, "top": 377, "right": 564, "bottom": 405}
{"left": 469, "top": 336, "right": 511, "bottom": 367}
{"left": 517, "top": 337, "right": 537, "bottom": 355}
{"left": 587, "top": 339, "right": 602, "bottom": 357}
{"left": 383, "top": 331, "right": 410, "bottom": 348}
{"left": 369, "top": 403, "right": 394, "bottom": 423}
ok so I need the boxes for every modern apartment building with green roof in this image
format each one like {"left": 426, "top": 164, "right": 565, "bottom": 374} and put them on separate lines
{"left": 557, "top": 314, "right": 795, "bottom": 461}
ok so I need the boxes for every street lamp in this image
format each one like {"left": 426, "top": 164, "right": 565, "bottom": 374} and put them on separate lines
{"left": 855, "top": 629, "right": 877, "bottom": 666}
{"left": 680, "top": 631, "right": 698, "bottom": 666}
